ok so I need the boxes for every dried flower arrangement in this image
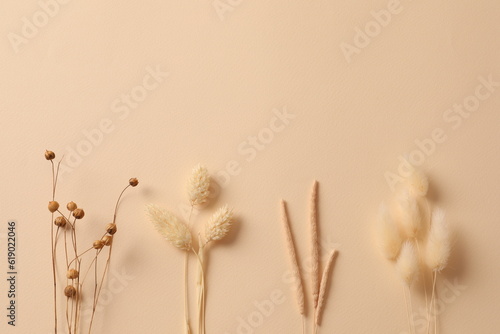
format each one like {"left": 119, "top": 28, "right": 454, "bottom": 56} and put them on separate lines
{"left": 280, "top": 181, "right": 338, "bottom": 334}
{"left": 146, "top": 164, "right": 235, "bottom": 334}
{"left": 45, "top": 150, "right": 138, "bottom": 334}
{"left": 374, "top": 170, "right": 452, "bottom": 334}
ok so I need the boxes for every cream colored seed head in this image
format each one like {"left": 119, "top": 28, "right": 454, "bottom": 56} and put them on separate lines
{"left": 205, "top": 205, "right": 234, "bottom": 243}
{"left": 187, "top": 164, "right": 210, "bottom": 206}
{"left": 106, "top": 223, "right": 117, "bottom": 235}
{"left": 73, "top": 208, "right": 85, "bottom": 219}
{"left": 66, "top": 201, "right": 77, "bottom": 211}
{"left": 54, "top": 216, "right": 66, "bottom": 227}
{"left": 93, "top": 240, "right": 104, "bottom": 249}
{"left": 48, "top": 201, "right": 59, "bottom": 213}
{"left": 67, "top": 269, "right": 79, "bottom": 279}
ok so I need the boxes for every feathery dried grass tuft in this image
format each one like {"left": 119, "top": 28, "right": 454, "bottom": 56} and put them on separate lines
{"left": 280, "top": 200, "right": 305, "bottom": 315}
{"left": 188, "top": 164, "right": 210, "bottom": 206}
{"left": 310, "top": 180, "right": 320, "bottom": 308}
{"left": 426, "top": 208, "right": 450, "bottom": 272}
{"left": 315, "top": 250, "right": 337, "bottom": 325}
{"left": 407, "top": 170, "right": 429, "bottom": 197}
{"left": 376, "top": 204, "right": 403, "bottom": 260}
{"left": 397, "top": 190, "right": 422, "bottom": 238}
{"left": 397, "top": 241, "right": 419, "bottom": 287}
{"left": 205, "top": 205, "right": 233, "bottom": 243}
{"left": 147, "top": 204, "right": 192, "bottom": 250}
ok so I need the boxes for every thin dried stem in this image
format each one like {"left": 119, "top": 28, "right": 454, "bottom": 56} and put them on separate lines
{"left": 403, "top": 285, "right": 412, "bottom": 334}
{"left": 50, "top": 160, "right": 58, "bottom": 334}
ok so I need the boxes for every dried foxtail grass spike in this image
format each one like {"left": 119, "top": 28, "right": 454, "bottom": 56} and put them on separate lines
{"left": 280, "top": 200, "right": 305, "bottom": 315}
{"left": 426, "top": 208, "right": 450, "bottom": 272}
{"left": 205, "top": 205, "right": 233, "bottom": 243}
{"left": 376, "top": 204, "right": 403, "bottom": 260}
{"left": 397, "top": 190, "right": 422, "bottom": 238}
{"left": 147, "top": 204, "right": 192, "bottom": 250}
{"left": 397, "top": 241, "right": 419, "bottom": 287}
{"left": 188, "top": 164, "right": 210, "bottom": 206}
{"left": 310, "top": 180, "right": 320, "bottom": 308}
{"left": 315, "top": 249, "right": 337, "bottom": 325}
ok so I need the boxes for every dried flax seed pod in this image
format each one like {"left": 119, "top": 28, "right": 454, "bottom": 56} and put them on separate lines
{"left": 48, "top": 201, "right": 59, "bottom": 213}
{"left": 64, "top": 285, "right": 77, "bottom": 298}
{"left": 54, "top": 216, "right": 66, "bottom": 227}
{"left": 67, "top": 269, "right": 79, "bottom": 279}
{"left": 106, "top": 223, "right": 117, "bottom": 235}
{"left": 73, "top": 208, "right": 85, "bottom": 219}
{"left": 102, "top": 235, "right": 113, "bottom": 246}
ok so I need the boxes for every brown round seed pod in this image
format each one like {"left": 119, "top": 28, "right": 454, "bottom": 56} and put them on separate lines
{"left": 66, "top": 201, "right": 77, "bottom": 211}
{"left": 67, "top": 269, "right": 79, "bottom": 279}
{"left": 129, "top": 178, "right": 139, "bottom": 187}
{"left": 102, "top": 235, "right": 113, "bottom": 246}
{"left": 64, "top": 285, "right": 77, "bottom": 298}
{"left": 73, "top": 208, "right": 85, "bottom": 219}
{"left": 93, "top": 240, "right": 104, "bottom": 249}
{"left": 54, "top": 216, "right": 66, "bottom": 227}
{"left": 45, "top": 150, "right": 55, "bottom": 160}
{"left": 48, "top": 201, "right": 59, "bottom": 213}
{"left": 106, "top": 223, "right": 117, "bottom": 235}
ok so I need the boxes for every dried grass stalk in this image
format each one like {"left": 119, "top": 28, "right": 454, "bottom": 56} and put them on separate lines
{"left": 280, "top": 200, "right": 305, "bottom": 315}
{"left": 205, "top": 205, "right": 233, "bottom": 243}
{"left": 188, "top": 164, "right": 210, "bottom": 206}
{"left": 146, "top": 204, "right": 192, "bottom": 250}
{"left": 310, "top": 180, "right": 320, "bottom": 308}
{"left": 315, "top": 249, "right": 337, "bottom": 325}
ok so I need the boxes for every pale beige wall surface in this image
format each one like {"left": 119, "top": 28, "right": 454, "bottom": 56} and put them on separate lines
{"left": 1, "top": 1, "right": 500, "bottom": 333}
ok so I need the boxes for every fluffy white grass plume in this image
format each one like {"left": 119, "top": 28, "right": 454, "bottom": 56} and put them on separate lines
{"left": 315, "top": 250, "right": 337, "bottom": 325}
{"left": 188, "top": 164, "right": 210, "bottom": 206}
{"left": 376, "top": 204, "right": 403, "bottom": 260}
{"left": 397, "top": 241, "right": 419, "bottom": 287}
{"left": 397, "top": 190, "right": 422, "bottom": 238}
{"left": 426, "top": 208, "right": 451, "bottom": 272}
{"left": 407, "top": 170, "right": 429, "bottom": 197}
{"left": 310, "top": 180, "right": 320, "bottom": 308}
{"left": 146, "top": 204, "right": 192, "bottom": 250}
{"left": 280, "top": 200, "right": 305, "bottom": 315}
{"left": 205, "top": 205, "right": 233, "bottom": 243}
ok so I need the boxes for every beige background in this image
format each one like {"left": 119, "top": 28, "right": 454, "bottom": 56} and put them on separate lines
{"left": 1, "top": 0, "right": 500, "bottom": 333}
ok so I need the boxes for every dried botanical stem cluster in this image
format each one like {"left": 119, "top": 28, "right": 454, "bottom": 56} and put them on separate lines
{"left": 280, "top": 181, "right": 337, "bottom": 334}
{"left": 45, "top": 150, "right": 138, "bottom": 334}
{"left": 146, "top": 164, "right": 235, "bottom": 334}
{"left": 374, "top": 170, "right": 451, "bottom": 334}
